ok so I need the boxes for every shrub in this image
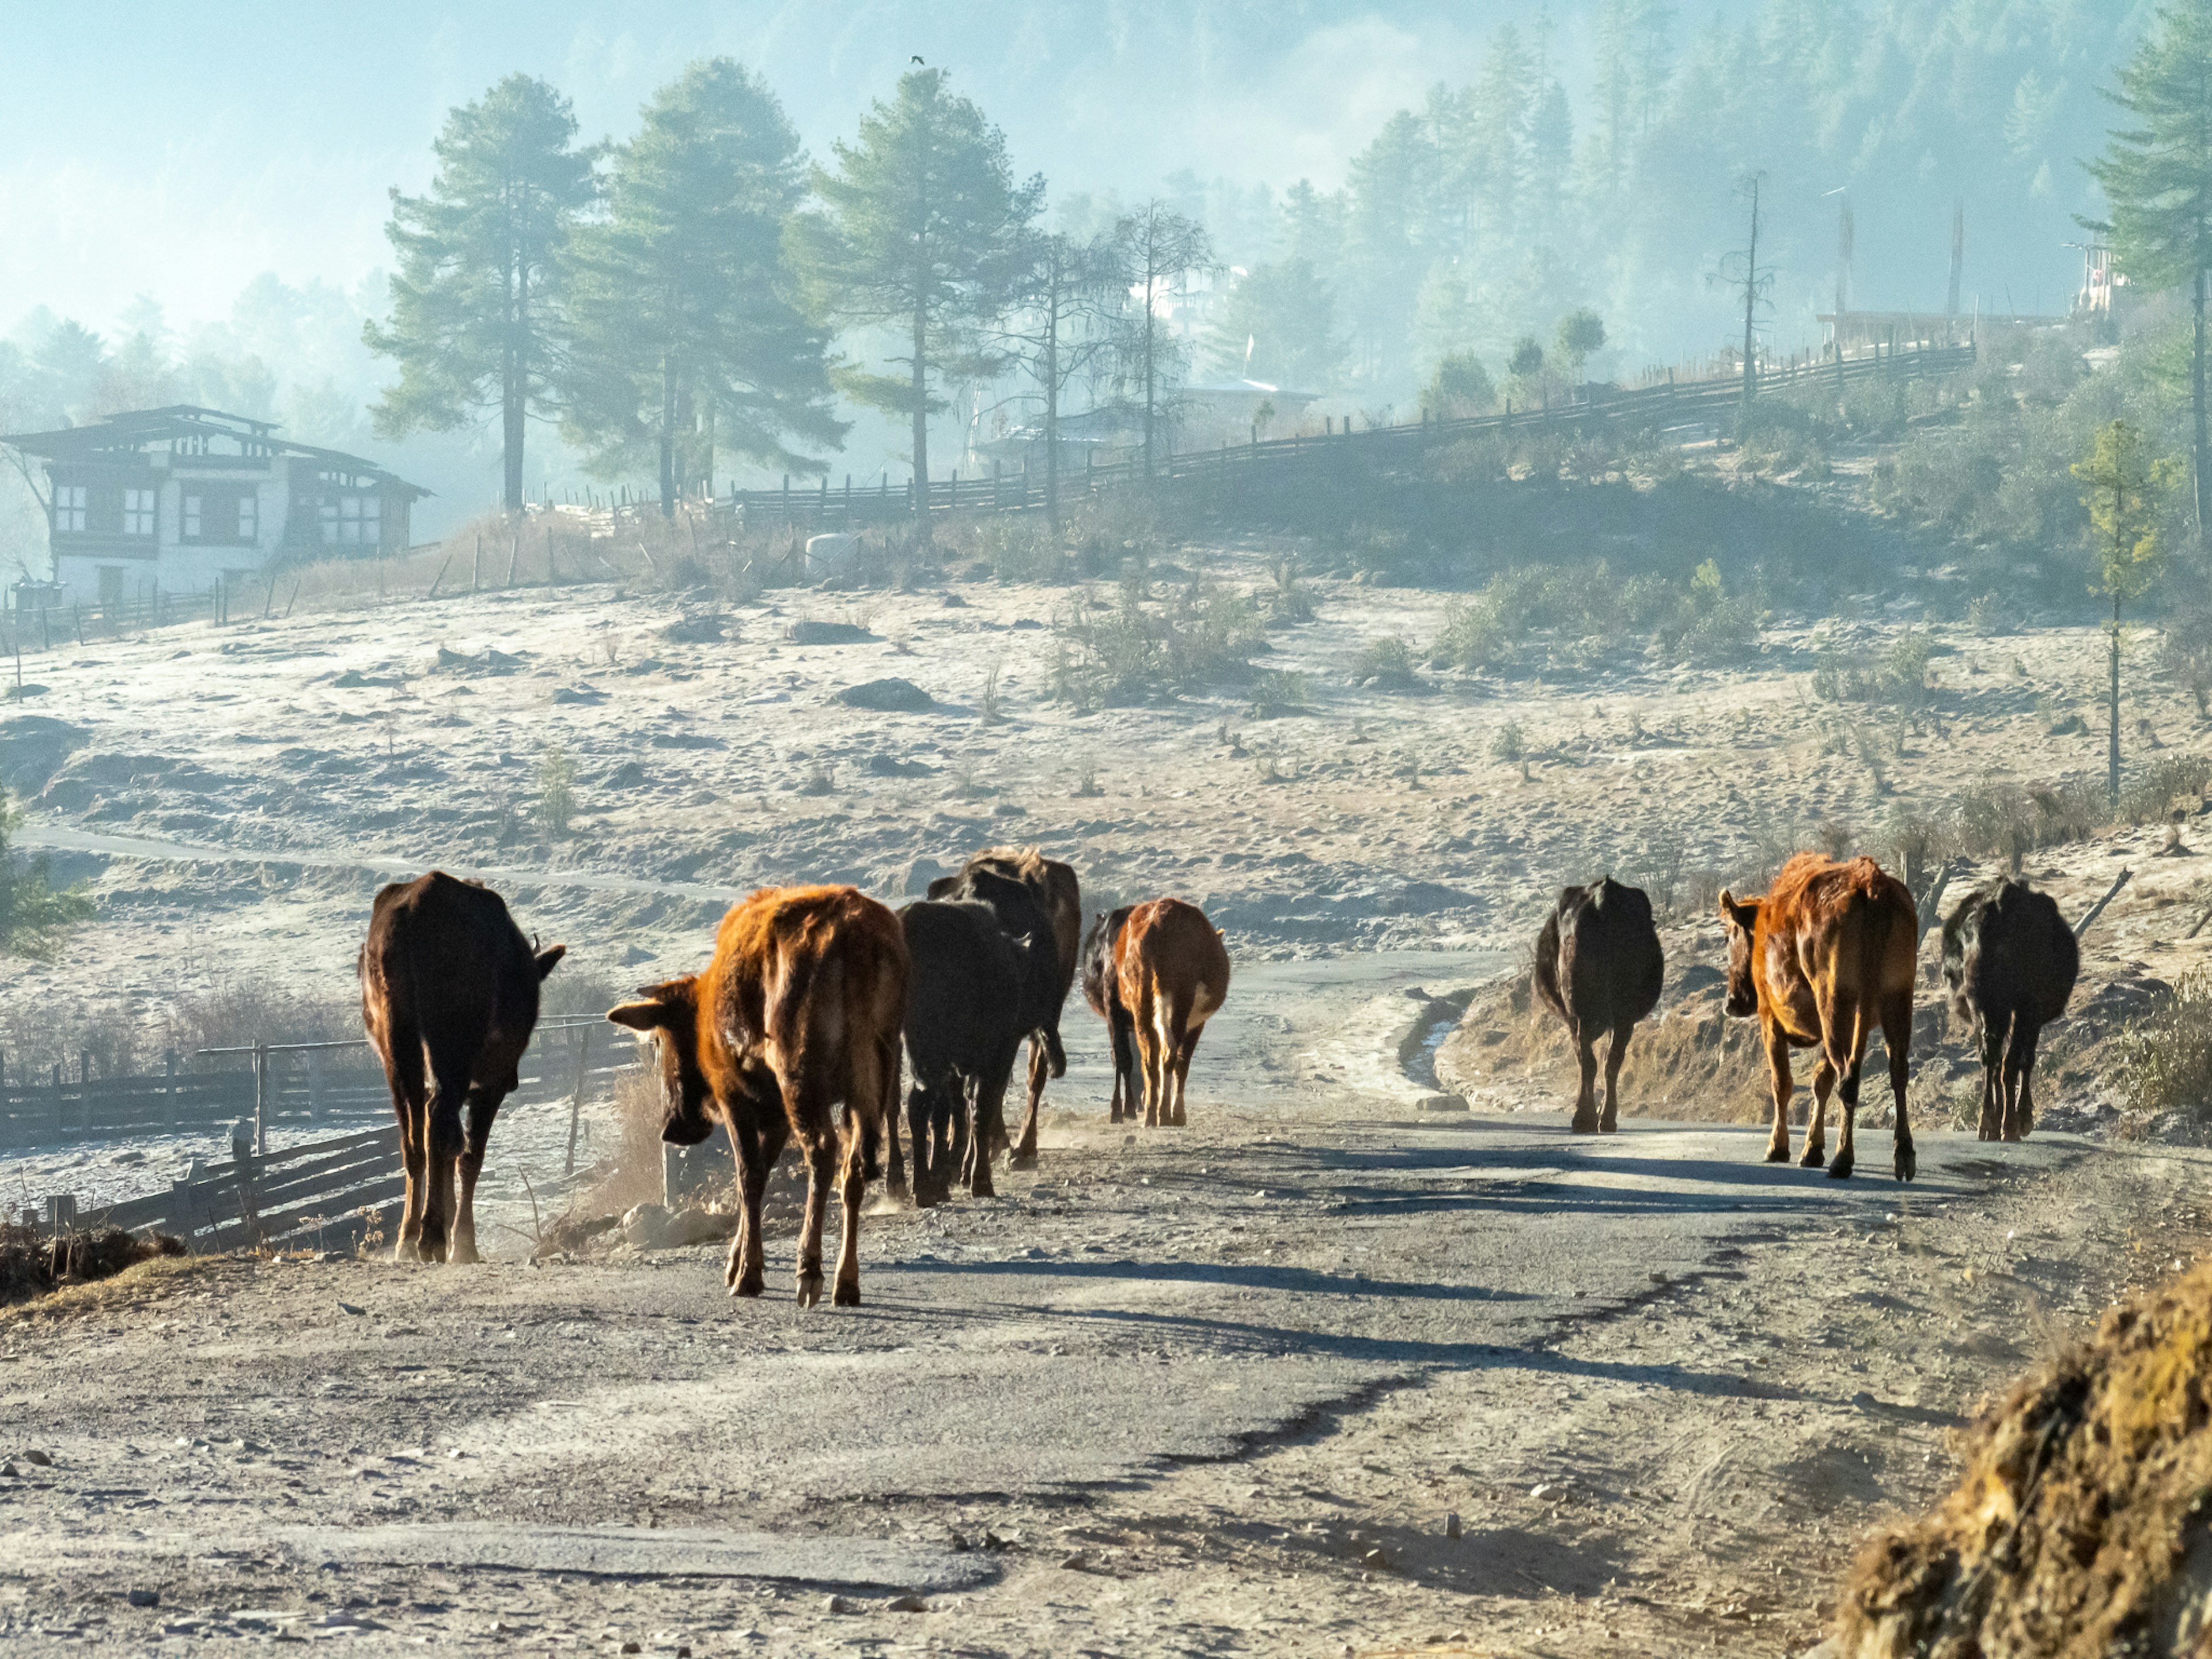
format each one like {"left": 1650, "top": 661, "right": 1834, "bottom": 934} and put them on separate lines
{"left": 1049, "top": 578, "right": 1264, "bottom": 710}
{"left": 1351, "top": 635, "right": 1419, "bottom": 687}
{"left": 2118, "top": 754, "right": 2212, "bottom": 825}
{"left": 1490, "top": 722, "right": 1528, "bottom": 770}
{"left": 538, "top": 746, "right": 578, "bottom": 836}
{"left": 0, "top": 789, "right": 94, "bottom": 961}
{"left": 2117, "top": 972, "right": 2212, "bottom": 1123}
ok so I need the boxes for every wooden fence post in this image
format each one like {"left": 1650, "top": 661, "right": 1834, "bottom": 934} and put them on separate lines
{"left": 164, "top": 1048, "right": 178, "bottom": 1130}
{"left": 565, "top": 1029, "right": 591, "bottom": 1178}
{"left": 79, "top": 1050, "right": 93, "bottom": 1134}
{"left": 253, "top": 1041, "right": 270, "bottom": 1156}
{"left": 51, "top": 1063, "right": 63, "bottom": 1141}
{"left": 308, "top": 1047, "right": 326, "bottom": 1119}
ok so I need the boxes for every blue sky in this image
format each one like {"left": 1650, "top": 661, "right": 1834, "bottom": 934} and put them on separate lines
{"left": 0, "top": 1, "right": 1543, "bottom": 334}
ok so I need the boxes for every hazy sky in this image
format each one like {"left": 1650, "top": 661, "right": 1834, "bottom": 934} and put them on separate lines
{"left": 0, "top": 1, "right": 1556, "bottom": 336}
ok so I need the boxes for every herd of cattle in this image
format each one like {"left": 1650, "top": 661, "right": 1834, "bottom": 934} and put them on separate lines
{"left": 355, "top": 845, "right": 2078, "bottom": 1305}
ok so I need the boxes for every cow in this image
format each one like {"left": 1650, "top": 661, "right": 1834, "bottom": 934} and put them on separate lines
{"left": 1116, "top": 898, "right": 1231, "bottom": 1128}
{"left": 898, "top": 898, "right": 1032, "bottom": 1205}
{"left": 929, "top": 847, "right": 1081, "bottom": 1174}
{"left": 358, "top": 872, "right": 565, "bottom": 1265}
{"left": 1533, "top": 876, "right": 1666, "bottom": 1134}
{"left": 1719, "top": 853, "right": 1918, "bottom": 1182}
{"left": 606, "top": 885, "right": 906, "bottom": 1307}
{"left": 1081, "top": 907, "right": 1141, "bottom": 1122}
{"left": 1941, "top": 879, "right": 2079, "bottom": 1143}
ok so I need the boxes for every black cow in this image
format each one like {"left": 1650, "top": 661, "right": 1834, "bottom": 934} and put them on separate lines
{"left": 897, "top": 899, "right": 1031, "bottom": 1204}
{"left": 1081, "top": 907, "right": 1139, "bottom": 1122}
{"left": 1533, "top": 876, "right": 1665, "bottom": 1134}
{"left": 1941, "top": 879, "right": 2078, "bottom": 1142}
{"left": 926, "top": 864, "right": 1058, "bottom": 1191}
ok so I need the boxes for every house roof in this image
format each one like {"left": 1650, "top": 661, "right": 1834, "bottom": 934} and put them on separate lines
{"left": 0, "top": 405, "right": 430, "bottom": 498}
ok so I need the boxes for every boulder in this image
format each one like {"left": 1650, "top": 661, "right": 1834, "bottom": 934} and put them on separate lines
{"left": 836, "top": 678, "right": 933, "bottom": 713}
{"left": 804, "top": 534, "right": 863, "bottom": 580}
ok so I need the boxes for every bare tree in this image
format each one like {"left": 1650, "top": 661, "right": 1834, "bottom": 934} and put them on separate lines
{"left": 993, "top": 232, "right": 1123, "bottom": 528}
{"left": 1112, "top": 203, "right": 1213, "bottom": 479}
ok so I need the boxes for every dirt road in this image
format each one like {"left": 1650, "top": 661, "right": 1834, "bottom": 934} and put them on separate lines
{"left": 5, "top": 1082, "right": 2205, "bottom": 1656}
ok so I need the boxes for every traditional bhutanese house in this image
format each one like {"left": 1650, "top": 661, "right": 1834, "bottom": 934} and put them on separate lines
{"left": 1, "top": 406, "right": 428, "bottom": 609}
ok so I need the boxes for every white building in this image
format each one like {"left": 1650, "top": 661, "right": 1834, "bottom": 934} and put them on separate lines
{"left": 2, "top": 406, "right": 427, "bottom": 609}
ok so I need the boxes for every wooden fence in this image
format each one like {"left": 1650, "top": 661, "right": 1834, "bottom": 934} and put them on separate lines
{"left": 684, "top": 340, "right": 1979, "bottom": 530}
{"left": 22, "top": 1123, "right": 406, "bottom": 1254}
{"left": 0, "top": 1017, "right": 628, "bottom": 1153}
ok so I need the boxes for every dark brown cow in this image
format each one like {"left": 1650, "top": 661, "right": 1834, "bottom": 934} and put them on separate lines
{"left": 359, "top": 872, "right": 565, "bottom": 1264}
{"left": 1115, "top": 898, "right": 1230, "bottom": 1128}
{"left": 1719, "top": 853, "right": 1918, "bottom": 1182}
{"left": 1081, "top": 906, "right": 1139, "bottom": 1122}
{"left": 1941, "top": 878, "right": 2079, "bottom": 1142}
{"left": 1534, "top": 876, "right": 1665, "bottom": 1134}
{"left": 929, "top": 847, "right": 1081, "bottom": 1168}
{"left": 607, "top": 885, "right": 906, "bottom": 1307}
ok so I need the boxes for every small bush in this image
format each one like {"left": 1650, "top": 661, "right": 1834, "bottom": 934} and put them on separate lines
{"left": 2118, "top": 755, "right": 2212, "bottom": 825}
{"left": 0, "top": 789, "right": 95, "bottom": 961}
{"left": 1049, "top": 579, "right": 1264, "bottom": 710}
{"left": 538, "top": 746, "right": 578, "bottom": 836}
{"left": 1490, "top": 722, "right": 1527, "bottom": 767}
{"left": 1352, "top": 635, "right": 1419, "bottom": 688}
{"left": 1248, "top": 669, "right": 1310, "bottom": 716}
{"left": 2117, "top": 972, "right": 2212, "bottom": 1123}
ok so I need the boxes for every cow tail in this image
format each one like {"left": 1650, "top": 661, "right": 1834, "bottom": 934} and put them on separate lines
{"left": 1847, "top": 887, "right": 1894, "bottom": 1076}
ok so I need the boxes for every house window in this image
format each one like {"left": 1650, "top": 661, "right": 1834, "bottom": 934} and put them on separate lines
{"left": 53, "top": 484, "right": 87, "bottom": 534}
{"left": 123, "top": 487, "right": 156, "bottom": 536}
{"left": 238, "top": 491, "right": 258, "bottom": 543}
{"left": 321, "top": 494, "right": 380, "bottom": 547}
{"left": 183, "top": 493, "right": 202, "bottom": 539}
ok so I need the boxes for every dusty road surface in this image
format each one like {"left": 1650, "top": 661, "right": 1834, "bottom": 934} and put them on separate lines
{"left": 5, "top": 1064, "right": 2207, "bottom": 1657}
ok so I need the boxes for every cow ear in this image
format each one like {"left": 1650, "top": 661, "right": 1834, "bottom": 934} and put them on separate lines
{"left": 535, "top": 944, "right": 567, "bottom": 982}
{"left": 605, "top": 999, "right": 668, "bottom": 1032}
{"left": 608, "top": 978, "right": 693, "bottom": 1032}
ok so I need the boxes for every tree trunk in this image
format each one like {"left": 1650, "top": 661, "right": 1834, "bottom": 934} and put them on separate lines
{"left": 1044, "top": 264, "right": 1061, "bottom": 534}
{"left": 911, "top": 300, "right": 930, "bottom": 522}
{"left": 658, "top": 354, "right": 678, "bottom": 520}
{"left": 504, "top": 261, "right": 528, "bottom": 512}
{"left": 1740, "top": 179, "right": 1759, "bottom": 413}
{"left": 2195, "top": 266, "right": 2208, "bottom": 544}
{"left": 2109, "top": 586, "right": 2123, "bottom": 806}
{"left": 1142, "top": 243, "right": 1158, "bottom": 481}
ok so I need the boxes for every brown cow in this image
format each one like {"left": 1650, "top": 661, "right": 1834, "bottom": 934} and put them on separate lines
{"left": 607, "top": 885, "right": 906, "bottom": 1307}
{"left": 928, "top": 847, "right": 1081, "bottom": 1169}
{"left": 1115, "top": 898, "right": 1230, "bottom": 1128}
{"left": 1719, "top": 853, "right": 1918, "bottom": 1182}
{"left": 359, "top": 872, "right": 566, "bottom": 1264}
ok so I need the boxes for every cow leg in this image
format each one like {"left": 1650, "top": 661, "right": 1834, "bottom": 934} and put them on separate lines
{"left": 449, "top": 1086, "right": 502, "bottom": 1267}
{"left": 1976, "top": 1015, "right": 2006, "bottom": 1142}
{"left": 1801, "top": 1058, "right": 1835, "bottom": 1169}
{"left": 2005, "top": 1021, "right": 2041, "bottom": 1142}
{"left": 1761, "top": 1020, "right": 1796, "bottom": 1163}
{"left": 728, "top": 1117, "right": 775, "bottom": 1298}
{"left": 1569, "top": 1028, "right": 1600, "bottom": 1134}
{"left": 416, "top": 1054, "right": 473, "bottom": 1264}
{"left": 1010, "top": 1037, "right": 1046, "bottom": 1171}
{"left": 1130, "top": 983, "right": 1162, "bottom": 1127}
{"left": 830, "top": 1033, "right": 892, "bottom": 1307}
{"left": 1107, "top": 1007, "right": 1137, "bottom": 1123}
{"left": 1599, "top": 1024, "right": 1631, "bottom": 1134}
{"left": 883, "top": 1084, "right": 908, "bottom": 1202}
{"left": 1163, "top": 1003, "right": 1191, "bottom": 1127}
{"left": 1172, "top": 1020, "right": 1202, "bottom": 1127}
{"left": 1825, "top": 997, "right": 1876, "bottom": 1184}
{"left": 907, "top": 1082, "right": 940, "bottom": 1209}
{"left": 381, "top": 1035, "right": 427, "bottom": 1262}
{"left": 792, "top": 1126, "right": 834, "bottom": 1308}
{"left": 968, "top": 1071, "right": 1005, "bottom": 1199}
{"left": 1885, "top": 990, "right": 1916, "bottom": 1181}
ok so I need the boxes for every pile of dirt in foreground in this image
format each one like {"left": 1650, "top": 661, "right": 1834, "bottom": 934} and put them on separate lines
{"left": 1836, "top": 1257, "right": 2212, "bottom": 1657}
{"left": 0, "top": 1223, "right": 184, "bottom": 1306}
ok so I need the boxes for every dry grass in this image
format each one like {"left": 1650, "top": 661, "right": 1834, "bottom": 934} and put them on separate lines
{"left": 1836, "top": 1255, "right": 2212, "bottom": 1657}
{"left": 0, "top": 1224, "right": 185, "bottom": 1309}
{"left": 578, "top": 1066, "right": 672, "bottom": 1221}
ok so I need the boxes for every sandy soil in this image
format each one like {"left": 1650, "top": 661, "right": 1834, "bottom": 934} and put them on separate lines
{"left": 2, "top": 537, "right": 2210, "bottom": 1655}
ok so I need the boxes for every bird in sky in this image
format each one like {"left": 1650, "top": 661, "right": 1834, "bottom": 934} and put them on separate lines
{"left": 911, "top": 55, "right": 925, "bottom": 65}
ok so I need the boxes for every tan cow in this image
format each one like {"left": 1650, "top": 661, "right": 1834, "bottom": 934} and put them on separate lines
{"left": 608, "top": 885, "right": 906, "bottom": 1307}
{"left": 1115, "top": 897, "right": 1230, "bottom": 1128}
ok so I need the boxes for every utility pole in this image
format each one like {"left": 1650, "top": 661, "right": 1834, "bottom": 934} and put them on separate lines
{"left": 1947, "top": 199, "right": 1965, "bottom": 318}
{"left": 1736, "top": 173, "right": 1768, "bottom": 411}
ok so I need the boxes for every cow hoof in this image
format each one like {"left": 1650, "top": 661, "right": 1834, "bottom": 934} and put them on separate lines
{"left": 1568, "top": 1116, "right": 1599, "bottom": 1135}
{"left": 832, "top": 1281, "right": 861, "bottom": 1308}
{"left": 1827, "top": 1157, "right": 1855, "bottom": 1181}
{"left": 1598, "top": 1119, "right": 1619, "bottom": 1135}
{"left": 1798, "top": 1145, "right": 1827, "bottom": 1170}
{"left": 448, "top": 1243, "right": 480, "bottom": 1267}
{"left": 1763, "top": 1144, "right": 1790, "bottom": 1164}
{"left": 1009, "top": 1150, "right": 1038, "bottom": 1172}
{"left": 732, "top": 1272, "right": 764, "bottom": 1298}
{"left": 796, "top": 1272, "right": 824, "bottom": 1308}
{"left": 1895, "top": 1147, "right": 1918, "bottom": 1182}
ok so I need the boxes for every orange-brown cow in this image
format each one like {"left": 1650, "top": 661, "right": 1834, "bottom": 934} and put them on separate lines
{"left": 1719, "top": 853, "right": 1919, "bottom": 1182}
{"left": 359, "top": 872, "right": 565, "bottom": 1264}
{"left": 607, "top": 885, "right": 906, "bottom": 1307}
{"left": 1115, "top": 898, "right": 1231, "bottom": 1128}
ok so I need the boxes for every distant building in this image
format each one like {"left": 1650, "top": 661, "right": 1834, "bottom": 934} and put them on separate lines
{"left": 1, "top": 406, "right": 427, "bottom": 609}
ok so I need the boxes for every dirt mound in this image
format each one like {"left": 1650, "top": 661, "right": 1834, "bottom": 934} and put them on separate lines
{"left": 0, "top": 1224, "right": 184, "bottom": 1306}
{"left": 1836, "top": 1257, "right": 2212, "bottom": 1656}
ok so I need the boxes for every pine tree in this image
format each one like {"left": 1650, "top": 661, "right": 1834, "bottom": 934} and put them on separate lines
{"left": 996, "top": 230, "right": 1122, "bottom": 527}
{"left": 0, "top": 789, "right": 94, "bottom": 961}
{"left": 1206, "top": 259, "right": 1343, "bottom": 391}
{"left": 2073, "top": 420, "right": 2181, "bottom": 802}
{"left": 1466, "top": 25, "right": 1535, "bottom": 240}
{"left": 564, "top": 60, "right": 844, "bottom": 517}
{"left": 1112, "top": 203, "right": 1213, "bottom": 477}
{"left": 365, "top": 75, "right": 598, "bottom": 512}
{"left": 793, "top": 69, "right": 1042, "bottom": 514}
{"left": 2087, "top": 3, "right": 2212, "bottom": 540}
